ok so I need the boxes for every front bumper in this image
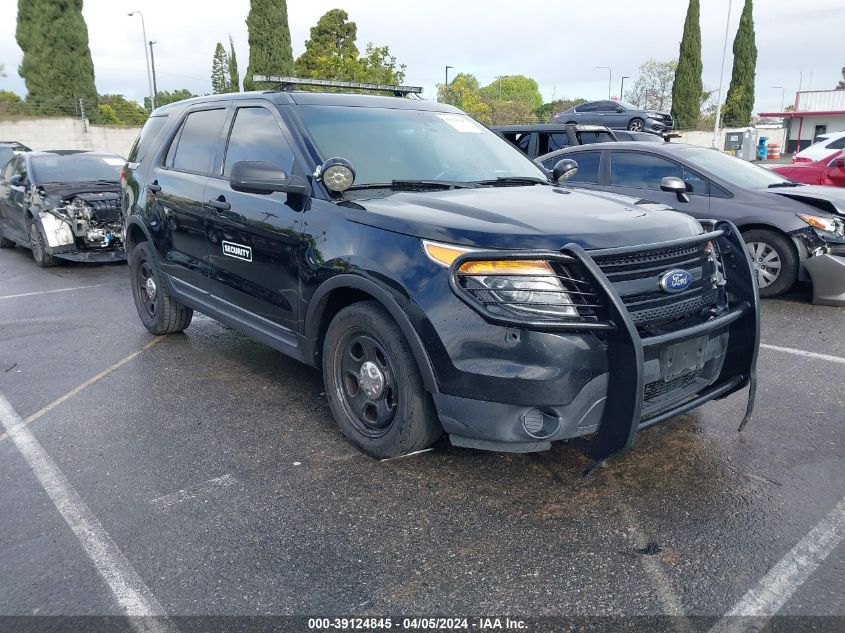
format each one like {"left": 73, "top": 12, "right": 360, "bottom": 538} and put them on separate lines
{"left": 804, "top": 254, "right": 845, "bottom": 306}
{"left": 437, "top": 222, "right": 759, "bottom": 459}
{"left": 51, "top": 248, "right": 126, "bottom": 263}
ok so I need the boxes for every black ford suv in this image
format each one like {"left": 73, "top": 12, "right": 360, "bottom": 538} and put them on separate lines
{"left": 122, "top": 77, "right": 759, "bottom": 460}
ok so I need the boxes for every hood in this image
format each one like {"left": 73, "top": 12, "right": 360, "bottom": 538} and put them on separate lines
{"left": 762, "top": 185, "right": 845, "bottom": 218}
{"left": 343, "top": 185, "right": 704, "bottom": 251}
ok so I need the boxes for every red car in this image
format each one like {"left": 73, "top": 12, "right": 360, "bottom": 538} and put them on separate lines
{"left": 770, "top": 150, "right": 845, "bottom": 187}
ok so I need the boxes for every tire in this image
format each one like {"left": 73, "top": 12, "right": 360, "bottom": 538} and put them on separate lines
{"left": 628, "top": 118, "right": 645, "bottom": 132}
{"left": 742, "top": 229, "right": 798, "bottom": 297}
{"left": 27, "top": 218, "right": 58, "bottom": 267}
{"left": 129, "top": 241, "right": 193, "bottom": 334}
{"left": 0, "top": 234, "right": 14, "bottom": 249}
{"left": 322, "top": 300, "right": 441, "bottom": 458}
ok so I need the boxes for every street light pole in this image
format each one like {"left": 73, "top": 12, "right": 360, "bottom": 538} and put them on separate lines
{"left": 149, "top": 41, "right": 159, "bottom": 104}
{"left": 771, "top": 86, "right": 784, "bottom": 113}
{"left": 128, "top": 11, "right": 154, "bottom": 111}
{"left": 620, "top": 76, "right": 630, "bottom": 100}
{"left": 595, "top": 66, "right": 611, "bottom": 99}
{"left": 712, "top": 0, "right": 733, "bottom": 148}
{"left": 444, "top": 65, "right": 453, "bottom": 104}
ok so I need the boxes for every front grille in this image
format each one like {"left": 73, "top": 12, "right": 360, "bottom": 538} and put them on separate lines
{"left": 643, "top": 369, "right": 702, "bottom": 402}
{"left": 592, "top": 240, "right": 718, "bottom": 332}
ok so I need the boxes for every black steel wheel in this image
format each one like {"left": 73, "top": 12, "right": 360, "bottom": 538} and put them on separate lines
{"left": 27, "top": 218, "right": 57, "bottom": 267}
{"left": 129, "top": 242, "right": 193, "bottom": 335}
{"left": 323, "top": 301, "right": 441, "bottom": 458}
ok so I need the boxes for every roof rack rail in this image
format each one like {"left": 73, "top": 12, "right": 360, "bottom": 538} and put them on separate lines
{"left": 253, "top": 75, "right": 423, "bottom": 97}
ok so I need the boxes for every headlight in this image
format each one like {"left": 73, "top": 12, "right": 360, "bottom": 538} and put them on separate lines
{"left": 423, "top": 240, "right": 580, "bottom": 318}
{"left": 645, "top": 112, "right": 660, "bottom": 118}
{"left": 798, "top": 213, "right": 844, "bottom": 235}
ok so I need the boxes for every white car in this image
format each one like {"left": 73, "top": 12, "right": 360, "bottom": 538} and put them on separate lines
{"left": 794, "top": 130, "right": 845, "bottom": 163}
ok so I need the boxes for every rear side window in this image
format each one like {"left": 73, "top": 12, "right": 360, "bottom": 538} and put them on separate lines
{"left": 577, "top": 131, "right": 614, "bottom": 144}
{"left": 543, "top": 151, "right": 601, "bottom": 184}
{"left": 167, "top": 108, "right": 227, "bottom": 175}
{"left": 127, "top": 115, "right": 168, "bottom": 162}
{"left": 502, "top": 132, "right": 531, "bottom": 154}
{"left": 544, "top": 133, "right": 571, "bottom": 153}
{"left": 828, "top": 136, "right": 845, "bottom": 150}
{"left": 576, "top": 102, "right": 598, "bottom": 113}
{"left": 223, "top": 107, "right": 294, "bottom": 176}
{"left": 610, "top": 151, "right": 682, "bottom": 189}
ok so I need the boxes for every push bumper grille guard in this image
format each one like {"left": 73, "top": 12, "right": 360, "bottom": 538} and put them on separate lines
{"left": 448, "top": 221, "right": 760, "bottom": 460}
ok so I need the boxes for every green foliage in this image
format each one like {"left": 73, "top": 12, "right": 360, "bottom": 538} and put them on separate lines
{"left": 229, "top": 35, "right": 240, "bottom": 92}
{"left": 478, "top": 76, "right": 543, "bottom": 112}
{"left": 243, "top": 0, "right": 294, "bottom": 91}
{"left": 536, "top": 98, "right": 587, "bottom": 122}
{"left": 436, "top": 74, "right": 492, "bottom": 124}
{"left": 212, "top": 43, "right": 231, "bottom": 94}
{"left": 144, "top": 89, "right": 197, "bottom": 110}
{"left": 0, "top": 90, "right": 29, "bottom": 115}
{"left": 722, "top": 0, "right": 756, "bottom": 127}
{"left": 625, "top": 59, "right": 677, "bottom": 112}
{"left": 98, "top": 94, "right": 148, "bottom": 125}
{"left": 838, "top": 67, "right": 845, "bottom": 90}
{"left": 671, "top": 0, "right": 703, "bottom": 129}
{"left": 294, "top": 9, "right": 358, "bottom": 80}
{"left": 16, "top": 0, "right": 99, "bottom": 121}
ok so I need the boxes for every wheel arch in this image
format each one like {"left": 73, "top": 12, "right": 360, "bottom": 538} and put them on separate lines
{"left": 125, "top": 218, "right": 151, "bottom": 255}
{"left": 303, "top": 275, "right": 439, "bottom": 394}
{"left": 737, "top": 223, "right": 804, "bottom": 260}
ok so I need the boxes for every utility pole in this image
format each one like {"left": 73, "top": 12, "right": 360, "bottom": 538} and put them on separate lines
{"left": 444, "top": 65, "right": 453, "bottom": 104}
{"left": 149, "top": 41, "right": 159, "bottom": 105}
{"left": 620, "top": 76, "right": 630, "bottom": 100}
{"left": 712, "top": 0, "right": 733, "bottom": 148}
{"left": 128, "top": 11, "right": 154, "bottom": 110}
{"left": 595, "top": 66, "right": 611, "bottom": 99}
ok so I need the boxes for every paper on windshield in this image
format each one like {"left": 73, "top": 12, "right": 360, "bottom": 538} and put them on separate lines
{"left": 437, "top": 114, "right": 483, "bottom": 133}
{"left": 102, "top": 158, "right": 124, "bottom": 166}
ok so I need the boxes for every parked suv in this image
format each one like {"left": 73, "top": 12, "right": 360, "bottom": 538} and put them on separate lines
{"left": 554, "top": 100, "right": 673, "bottom": 133}
{"left": 123, "top": 78, "right": 759, "bottom": 460}
{"left": 491, "top": 123, "right": 616, "bottom": 159}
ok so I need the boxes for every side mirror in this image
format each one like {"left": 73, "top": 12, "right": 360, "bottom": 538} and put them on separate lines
{"left": 660, "top": 176, "right": 690, "bottom": 203}
{"left": 552, "top": 158, "right": 578, "bottom": 184}
{"left": 9, "top": 174, "right": 24, "bottom": 187}
{"left": 230, "top": 160, "right": 309, "bottom": 196}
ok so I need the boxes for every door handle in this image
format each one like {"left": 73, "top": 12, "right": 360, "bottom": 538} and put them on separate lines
{"left": 208, "top": 198, "right": 231, "bottom": 212}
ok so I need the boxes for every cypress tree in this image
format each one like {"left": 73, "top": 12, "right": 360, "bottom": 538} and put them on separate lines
{"left": 243, "top": 0, "right": 294, "bottom": 91}
{"left": 722, "top": 0, "right": 757, "bottom": 127}
{"left": 671, "top": 0, "right": 703, "bottom": 129}
{"left": 211, "top": 43, "right": 230, "bottom": 94}
{"left": 294, "top": 9, "right": 359, "bottom": 80}
{"left": 228, "top": 35, "right": 240, "bottom": 92}
{"left": 16, "top": 0, "right": 99, "bottom": 120}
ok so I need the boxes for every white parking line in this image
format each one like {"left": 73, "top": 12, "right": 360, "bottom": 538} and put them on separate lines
{"left": 0, "top": 284, "right": 105, "bottom": 300}
{"left": 150, "top": 473, "right": 236, "bottom": 510}
{"left": 760, "top": 344, "right": 845, "bottom": 365}
{"left": 0, "top": 392, "right": 175, "bottom": 632}
{"left": 708, "top": 496, "right": 845, "bottom": 633}
{"left": 0, "top": 338, "right": 162, "bottom": 443}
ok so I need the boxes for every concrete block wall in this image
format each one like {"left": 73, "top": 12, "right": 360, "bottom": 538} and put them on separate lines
{"left": 676, "top": 127, "right": 788, "bottom": 152}
{"left": 0, "top": 117, "right": 142, "bottom": 158}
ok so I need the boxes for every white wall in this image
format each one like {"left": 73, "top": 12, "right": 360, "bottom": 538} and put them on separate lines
{"left": 676, "top": 127, "right": 787, "bottom": 151}
{"left": 0, "top": 117, "right": 141, "bottom": 158}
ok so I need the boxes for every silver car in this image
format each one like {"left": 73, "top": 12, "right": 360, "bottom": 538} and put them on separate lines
{"left": 554, "top": 100, "right": 673, "bottom": 133}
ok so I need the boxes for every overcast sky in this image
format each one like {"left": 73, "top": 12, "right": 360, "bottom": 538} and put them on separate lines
{"left": 1, "top": 0, "right": 843, "bottom": 113}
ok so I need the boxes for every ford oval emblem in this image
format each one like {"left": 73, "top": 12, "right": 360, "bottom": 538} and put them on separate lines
{"left": 659, "top": 269, "right": 693, "bottom": 293}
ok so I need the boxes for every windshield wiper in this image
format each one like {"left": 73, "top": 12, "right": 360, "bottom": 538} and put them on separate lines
{"left": 473, "top": 176, "right": 552, "bottom": 187}
{"left": 767, "top": 181, "right": 802, "bottom": 188}
{"left": 390, "top": 179, "right": 475, "bottom": 190}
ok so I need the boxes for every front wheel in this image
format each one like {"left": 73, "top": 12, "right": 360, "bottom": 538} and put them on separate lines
{"left": 27, "top": 218, "right": 58, "bottom": 267}
{"left": 322, "top": 301, "right": 441, "bottom": 458}
{"left": 628, "top": 118, "right": 645, "bottom": 132}
{"left": 742, "top": 229, "right": 798, "bottom": 297}
{"left": 129, "top": 242, "right": 193, "bottom": 334}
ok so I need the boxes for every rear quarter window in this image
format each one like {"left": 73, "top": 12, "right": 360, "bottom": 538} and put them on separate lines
{"left": 127, "top": 115, "right": 168, "bottom": 163}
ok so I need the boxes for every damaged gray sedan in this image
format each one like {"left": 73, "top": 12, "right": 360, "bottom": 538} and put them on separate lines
{"left": 0, "top": 150, "right": 125, "bottom": 266}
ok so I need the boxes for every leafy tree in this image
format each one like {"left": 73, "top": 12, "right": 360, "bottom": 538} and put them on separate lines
{"left": 836, "top": 66, "right": 845, "bottom": 90}
{"left": 435, "top": 73, "right": 492, "bottom": 124}
{"left": 97, "top": 104, "right": 120, "bottom": 125}
{"left": 625, "top": 59, "right": 678, "bottom": 112}
{"left": 671, "top": 0, "right": 703, "bottom": 129}
{"left": 352, "top": 44, "right": 406, "bottom": 85}
{"left": 0, "top": 90, "right": 29, "bottom": 115}
{"left": 211, "top": 43, "right": 231, "bottom": 94}
{"left": 16, "top": 0, "right": 99, "bottom": 121}
{"left": 144, "top": 89, "right": 196, "bottom": 110}
{"left": 98, "top": 94, "right": 148, "bottom": 125}
{"left": 243, "top": 0, "right": 294, "bottom": 91}
{"left": 229, "top": 35, "right": 240, "bottom": 92}
{"left": 294, "top": 9, "right": 358, "bottom": 80}
{"left": 722, "top": 0, "right": 757, "bottom": 127}
{"left": 478, "top": 76, "right": 543, "bottom": 112}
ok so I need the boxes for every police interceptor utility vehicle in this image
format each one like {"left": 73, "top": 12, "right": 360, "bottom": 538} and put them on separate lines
{"left": 121, "top": 77, "right": 759, "bottom": 460}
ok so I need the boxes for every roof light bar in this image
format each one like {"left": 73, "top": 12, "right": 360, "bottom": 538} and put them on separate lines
{"left": 252, "top": 75, "right": 423, "bottom": 96}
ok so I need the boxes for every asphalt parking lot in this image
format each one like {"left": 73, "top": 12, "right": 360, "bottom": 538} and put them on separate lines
{"left": 0, "top": 245, "right": 843, "bottom": 631}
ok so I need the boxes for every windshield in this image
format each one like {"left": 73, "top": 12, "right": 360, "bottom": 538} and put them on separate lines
{"left": 682, "top": 148, "right": 792, "bottom": 188}
{"left": 295, "top": 105, "right": 547, "bottom": 186}
{"left": 30, "top": 154, "right": 123, "bottom": 184}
